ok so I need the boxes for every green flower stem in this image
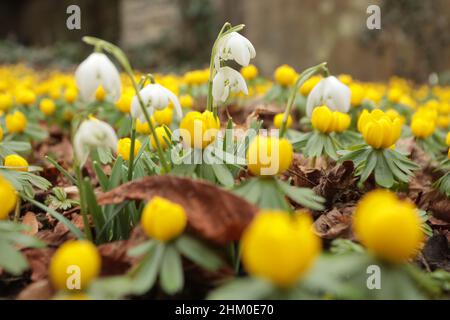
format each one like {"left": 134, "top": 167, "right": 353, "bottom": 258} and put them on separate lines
{"left": 279, "top": 62, "right": 329, "bottom": 138}
{"left": 75, "top": 164, "right": 93, "bottom": 241}
{"left": 127, "top": 123, "right": 137, "bottom": 181}
{"left": 13, "top": 196, "right": 21, "bottom": 223}
{"left": 206, "top": 22, "right": 245, "bottom": 116}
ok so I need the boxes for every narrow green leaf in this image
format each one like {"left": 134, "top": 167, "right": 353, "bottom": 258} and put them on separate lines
{"left": 160, "top": 245, "right": 184, "bottom": 295}
{"left": 175, "top": 235, "right": 223, "bottom": 271}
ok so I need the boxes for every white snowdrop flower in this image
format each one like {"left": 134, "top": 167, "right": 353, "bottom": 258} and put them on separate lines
{"left": 212, "top": 66, "right": 248, "bottom": 102}
{"left": 215, "top": 32, "right": 256, "bottom": 69}
{"left": 74, "top": 118, "right": 118, "bottom": 166}
{"left": 75, "top": 52, "right": 121, "bottom": 103}
{"left": 306, "top": 76, "right": 351, "bottom": 117}
{"left": 130, "top": 83, "right": 182, "bottom": 122}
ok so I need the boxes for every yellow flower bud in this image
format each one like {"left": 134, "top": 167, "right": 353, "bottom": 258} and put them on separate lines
{"left": 64, "top": 87, "right": 78, "bottom": 104}
{"left": 141, "top": 196, "right": 187, "bottom": 242}
{"left": 115, "top": 92, "right": 133, "bottom": 113}
{"left": 410, "top": 116, "right": 435, "bottom": 139}
{"left": 179, "top": 110, "right": 220, "bottom": 149}
{"left": 385, "top": 108, "right": 405, "bottom": 125}
{"left": 338, "top": 74, "right": 353, "bottom": 85}
{"left": 240, "top": 64, "right": 258, "bottom": 81}
{"left": 436, "top": 115, "right": 450, "bottom": 129}
{"left": 387, "top": 87, "right": 402, "bottom": 103}
{"left": 300, "top": 75, "right": 321, "bottom": 96}
{"left": 16, "top": 88, "right": 36, "bottom": 106}
{"left": 311, "top": 105, "right": 335, "bottom": 133}
{"left": 446, "top": 132, "right": 450, "bottom": 147}
{"left": 0, "top": 174, "right": 17, "bottom": 220}
{"left": 273, "top": 113, "right": 292, "bottom": 129}
{"left": 154, "top": 107, "right": 173, "bottom": 126}
{"left": 117, "top": 137, "right": 141, "bottom": 161}
{"left": 353, "top": 190, "right": 423, "bottom": 264}
{"left": 358, "top": 109, "right": 402, "bottom": 149}
{"left": 135, "top": 117, "right": 156, "bottom": 135}
{"left": 241, "top": 211, "right": 321, "bottom": 287}
{"left": 179, "top": 94, "right": 194, "bottom": 109}
{"left": 4, "top": 154, "right": 29, "bottom": 172}
{"left": 49, "top": 240, "right": 101, "bottom": 291}
{"left": 333, "top": 112, "right": 351, "bottom": 133}
{"left": 5, "top": 111, "right": 27, "bottom": 133}
{"left": 0, "top": 92, "right": 14, "bottom": 111}
{"left": 49, "top": 87, "right": 61, "bottom": 100}
{"left": 349, "top": 83, "right": 365, "bottom": 107}
{"left": 246, "top": 136, "right": 293, "bottom": 176}
{"left": 0, "top": 126, "right": 3, "bottom": 141}
{"left": 39, "top": 98, "right": 56, "bottom": 116}
{"left": 150, "top": 125, "right": 172, "bottom": 150}
{"left": 274, "top": 65, "right": 297, "bottom": 87}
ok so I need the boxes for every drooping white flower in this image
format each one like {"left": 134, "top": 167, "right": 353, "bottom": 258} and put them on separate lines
{"left": 212, "top": 67, "right": 248, "bottom": 102}
{"left": 130, "top": 83, "right": 182, "bottom": 122}
{"left": 73, "top": 118, "right": 118, "bottom": 166}
{"left": 306, "top": 76, "right": 351, "bottom": 117}
{"left": 75, "top": 52, "right": 121, "bottom": 102}
{"left": 215, "top": 32, "right": 256, "bottom": 69}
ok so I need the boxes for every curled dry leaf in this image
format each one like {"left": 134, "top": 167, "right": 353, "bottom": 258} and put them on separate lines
{"left": 314, "top": 207, "right": 354, "bottom": 240}
{"left": 23, "top": 248, "right": 55, "bottom": 282}
{"left": 21, "top": 212, "right": 40, "bottom": 236}
{"left": 96, "top": 176, "right": 258, "bottom": 244}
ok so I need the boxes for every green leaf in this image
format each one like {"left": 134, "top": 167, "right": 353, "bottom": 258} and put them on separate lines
{"left": 175, "top": 235, "right": 223, "bottom": 271}
{"left": 128, "top": 240, "right": 157, "bottom": 257}
{"left": 211, "top": 164, "right": 234, "bottom": 187}
{"left": 0, "top": 232, "right": 45, "bottom": 249}
{"left": 83, "top": 178, "right": 106, "bottom": 242}
{"left": 160, "top": 245, "right": 184, "bottom": 295}
{"left": 109, "top": 157, "right": 124, "bottom": 190}
{"left": 359, "top": 150, "right": 377, "bottom": 183}
{"left": 0, "top": 240, "right": 29, "bottom": 275}
{"left": 208, "top": 277, "right": 275, "bottom": 300}
{"left": 374, "top": 151, "right": 394, "bottom": 188}
{"left": 258, "top": 178, "right": 291, "bottom": 210}
{"left": 130, "top": 242, "right": 165, "bottom": 295}
{"left": 383, "top": 150, "right": 409, "bottom": 183}
{"left": 276, "top": 179, "right": 325, "bottom": 210}
{"left": 46, "top": 156, "right": 77, "bottom": 185}
{"left": 232, "top": 178, "right": 261, "bottom": 204}
{"left": 93, "top": 161, "right": 109, "bottom": 191}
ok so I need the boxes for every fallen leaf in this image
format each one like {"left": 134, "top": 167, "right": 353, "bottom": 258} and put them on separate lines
{"left": 21, "top": 212, "right": 40, "bottom": 236}
{"left": 314, "top": 207, "right": 354, "bottom": 240}
{"left": 96, "top": 176, "right": 258, "bottom": 244}
{"left": 23, "top": 248, "right": 55, "bottom": 282}
{"left": 16, "top": 279, "right": 54, "bottom": 300}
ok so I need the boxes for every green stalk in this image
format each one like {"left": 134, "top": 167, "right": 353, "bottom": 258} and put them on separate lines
{"left": 279, "top": 62, "right": 329, "bottom": 138}
{"left": 75, "top": 164, "right": 93, "bottom": 241}
{"left": 127, "top": 121, "right": 137, "bottom": 181}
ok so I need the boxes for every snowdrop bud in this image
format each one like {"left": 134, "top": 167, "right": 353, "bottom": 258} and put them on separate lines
{"left": 74, "top": 119, "right": 118, "bottom": 166}
{"left": 215, "top": 32, "right": 256, "bottom": 69}
{"left": 306, "top": 76, "right": 351, "bottom": 117}
{"left": 75, "top": 53, "right": 121, "bottom": 103}
{"left": 212, "top": 66, "right": 248, "bottom": 102}
{"left": 130, "top": 83, "right": 182, "bottom": 123}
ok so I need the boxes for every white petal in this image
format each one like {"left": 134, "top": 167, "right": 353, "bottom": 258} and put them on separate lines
{"left": 212, "top": 70, "right": 226, "bottom": 101}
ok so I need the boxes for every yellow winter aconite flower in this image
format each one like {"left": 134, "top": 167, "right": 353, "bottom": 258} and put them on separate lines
{"left": 179, "top": 94, "right": 194, "bottom": 109}
{"left": 274, "top": 64, "right": 297, "bottom": 86}
{"left": 410, "top": 116, "right": 435, "bottom": 139}
{"left": 150, "top": 125, "right": 172, "bottom": 150}
{"left": 154, "top": 107, "right": 173, "bottom": 126}
{"left": 4, "top": 154, "right": 29, "bottom": 172}
{"left": 95, "top": 86, "right": 106, "bottom": 102}
{"left": 273, "top": 113, "right": 292, "bottom": 129}
{"left": 39, "top": 98, "right": 56, "bottom": 116}
{"left": 246, "top": 136, "right": 293, "bottom": 176}
{"left": 446, "top": 132, "right": 450, "bottom": 147}
{"left": 135, "top": 117, "right": 156, "bottom": 135}
{"left": 117, "top": 137, "right": 141, "bottom": 161}
{"left": 0, "top": 126, "right": 3, "bottom": 141}
{"left": 349, "top": 83, "right": 365, "bottom": 107}
{"left": 5, "top": 111, "right": 27, "bottom": 133}
{"left": 49, "top": 240, "right": 101, "bottom": 291}
{"left": 387, "top": 87, "right": 402, "bottom": 103}
{"left": 300, "top": 75, "right": 321, "bottom": 96}
{"left": 0, "top": 175, "right": 17, "bottom": 220}
{"left": 0, "top": 92, "right": 14, "bottom": 111}
{"left": 16, "top": 88, "right": 36, "bottom": 106}
{"left": 179, "top": 110, "right": 220, "bottom": 149}
{"left": 310, "top": 105, "right": 350, "bottom": 134}
{"left": 64, "top": 87, "right": 78, "bottom": 103}
{"left": 141, "top": 196, "right": 187, "bottom": 242}
{"left": 241, "top": 64, "right": 258, "bottom": 81}
{"left": 385, "top": 108, "right": 405, "bottom": 125}
{"left": 115, "top": 91, "right": 133, "bottom": 113}
{"left": 353, "top": 190, "right": 423, "bottom": 264}
{"left": 338, "top": 74, "right": 353, "bottom": 85}
{"left": 241, "top": 211, "right": 321, "bottom": 287}
{"left": 358, "top": 109, "right": 402, "bottom": 149}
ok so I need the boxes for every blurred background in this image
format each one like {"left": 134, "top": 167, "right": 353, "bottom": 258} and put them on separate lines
{"left": 0, "top": 0, "right": 449, "bottom": 82}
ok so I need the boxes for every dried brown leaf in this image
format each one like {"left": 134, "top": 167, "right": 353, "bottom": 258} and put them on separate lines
{"left": 16, "top": 279, "right": 54, "bottom": 300}
{"left": 21, "top": 212, "right": 40, "bottom": 236}
{"left": 314, "top": 207, "right": 354, "bottom": 240}
{"left": 96, "top": 176, "right": 258, "bottom": 244}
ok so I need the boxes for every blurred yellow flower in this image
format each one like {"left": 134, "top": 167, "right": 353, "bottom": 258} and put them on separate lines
{"left": 410, "top": 116, "right": 435, "bottom": 139}
{"left": 154, "top": 107, "right": 174, "bottom": 126}
{"left": 273, "top": 113, "right": 292, "bottom": 129}
{"left": 241, "top": 211, "right": 321, "bottom": 287}
{"left": 358, "top": 109, "right": 402, "bottom": 149}
{"left": 241, "top": 64, "right": 258, "bottom": 81}
{"left": 0, "top": 174, "right": 17, "bottom": 220}
{"left": 274, "top": 65, "right": 297, "bottom": 86}
{"left": 141, "top": 196, "right": 187, "bottom": 242}
{"left": 179, "top": 94, "right": 194, "bottom": 109}
{"left": 6, "top": 111, "right": 27, "bottom": 133}
{"left": 0, "top": 92, "right": 14, "bottom": 111}
{"left": 39, "top": 98, "right": 56, "bottom": 116}
{"left": 179, "top": 110, "right": 220, "bottom": 149}
{"left": 300, "top": 75, "right": 321, "bottom": 96}
{"left": 150, "top": 125, "right": 172, "bottom": 150}
{"left": 4, "top": 154, "right": 29, "bottom": 172}
{"left": 117, "top": 137, "right": 141, "bottom": 161}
